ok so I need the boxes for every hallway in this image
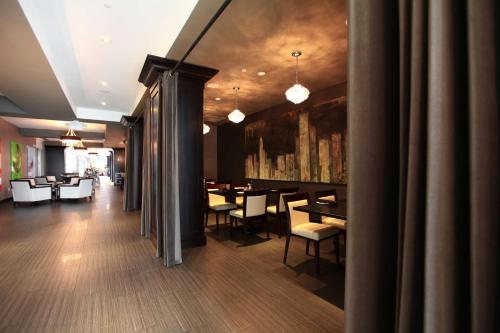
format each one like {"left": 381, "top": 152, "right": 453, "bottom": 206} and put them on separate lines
{"left": 0, "top": 182, "right": 344, "bottom": 332}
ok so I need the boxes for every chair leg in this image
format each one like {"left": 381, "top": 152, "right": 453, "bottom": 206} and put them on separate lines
{"left": 283, "top": 234, "right": 291, "bottom": 264}
{"left": 278, "top": 214, "right": 282, "bottom": 238}
{"left": 205, "top": 210, "right": 209, "bottom": 227}
{"left": 229, "top": 216, "right": 233, "bottom": 238}
{"left": 334, "top": 234, "right": 340, "bottom": 264}
{"left": 224, "top": 211, "right": 227, "bottom": 225}
{"left": 306, "top": 239, "right": 310, "bottom": 255}
{"left": 243, "top": 221, "right": 247, "bottom": 245}
{"left": 266, "top": 216, "right": 270, "bottom": 239}
{"left": 216, "top": 212, "right": 219, "bottom": 232}
{"left": 315, "top": 241, "right": 320, "bottom": 277}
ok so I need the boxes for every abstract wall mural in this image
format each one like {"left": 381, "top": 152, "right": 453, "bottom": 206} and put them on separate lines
{"left": 245, "top": 103, "right": 347, "bottom": 184}
{"left": 10, "top": 141, "right": 22, "bottom": 180}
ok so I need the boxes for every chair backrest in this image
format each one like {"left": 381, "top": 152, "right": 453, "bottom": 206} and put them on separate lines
{"left": 284, "top": 193, "right": 311, "bottom": 230}
{"left": 243, "top": 190, "right": 269, "bottom": 218}
{"left": 208, "top": 193, "right": 227, "bottom": 206}
{"left": 78, "top": 179, "right": 93, "bottom": 196}
{"left": 35, "top": 177, "right": 48, "bottom": 185}
{"left": 69, "top": 177, "right": 80, "bottom": 185}
{"left": 10, "top": 180, "right": 32, "bottom": 202}
{"left": 277, "top": 187, "right": 299, "bottom": 213}
{"left": 315, "top": 189, "right": 337, "bottom": 202}
{"left": 215, "top": 181, "right": 231, "bottom": 190}
{"left": 46, "top": 176, "right": 56, "bottom": 182}
{"left": 232, "top": 183, "right": 247, "bottom": 190}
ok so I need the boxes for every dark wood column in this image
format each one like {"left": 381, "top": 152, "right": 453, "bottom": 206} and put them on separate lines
{"left": 121, "top": 116, "right": 143, "bottom": 211}
{"left": 139, "top": 55, "right": 218, "bottom": 249}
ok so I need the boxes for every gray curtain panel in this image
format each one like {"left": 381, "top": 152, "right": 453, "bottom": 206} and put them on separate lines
{"left": 346, "top": 0, "right": 499, "bottom": 332}
{"left": 141, "top": 92, "right": 152, "bottom": 238}
{"left": 160, "top": 71, "right": 182, "bottom": 267}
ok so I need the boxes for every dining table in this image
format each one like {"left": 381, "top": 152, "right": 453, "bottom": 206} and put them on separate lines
{"left": 293, "top": 199, "right": 347, "bottom": 221}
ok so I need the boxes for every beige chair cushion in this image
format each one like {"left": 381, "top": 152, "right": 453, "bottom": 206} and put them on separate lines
{"left": 209, "top": 203, "right": 237, "bottom": 211}
{"left": 266, "top": 205, "right": 277, "bottom": 214}
{"left": 286, "top": 199, "right": 310, "bottom": 229}
{"left": 245, "top": 194, "right": 267, "bottom": 217}
{"left": 229, "top": 209, "right": 244, "bottom": 219}
{"left": 322, "top": 217, "right": 347, "bottom": 229}
{"left": 278, "top": 192, "right": 297, "bottom": 212}
{"left": 235, "top": 196, "right": 244, "bottom": 206}
{"left": 208, "top": 193, "right": 227, "bottom": 206}
{"left": 318, "top": 194, "right": 336, "bottom": 202}
{"left": 292, "top": 223, "right": 339, "bottom": 241}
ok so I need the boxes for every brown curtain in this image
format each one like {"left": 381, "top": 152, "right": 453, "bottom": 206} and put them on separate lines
{"left": 346, "top": 0, "right": 499, "bottom": 332}
{"left": 141, "top": 91, "right": 152, "bottom": 238}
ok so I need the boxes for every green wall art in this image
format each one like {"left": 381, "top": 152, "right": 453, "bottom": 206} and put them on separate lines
{"left": 10, "top": 141, "right": 22, "bottom": 180}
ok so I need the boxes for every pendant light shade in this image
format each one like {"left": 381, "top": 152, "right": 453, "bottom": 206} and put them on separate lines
{"left": 60, "top": 128, "right": 81, "bottom": 147}
{"left": 228, "top": 86, "right": 245, "bottom": 123}
{"left": 285, "top": 51, "right": 310, "bottom": 104}
{"left": 74, "top": 140, "right": 87, "bottom": 150}
{"left": 203, "top": 123, "right": 210, "bottom": 134}
{"left": 228, "top": 109, "right": 245, "bottom": 123}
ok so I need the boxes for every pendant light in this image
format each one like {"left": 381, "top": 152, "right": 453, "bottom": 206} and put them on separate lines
{"left": 228, "top": 86, "right": 245, "bottom": 123}
{"left": 74, "top": 140, "right": 87, "bottom": 150}
{"left": 203, "top": 123, "right": 210, "bottom": 134}
{"left": 60, "top": 128, "right": 81, "bottom": 147}
{"left": 285, "top": 50, "right": 310, "bottom": 104}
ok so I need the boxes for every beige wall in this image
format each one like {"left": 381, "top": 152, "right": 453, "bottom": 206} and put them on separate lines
{"left": 0, "top": 118, "right": 37, "bottom": 200}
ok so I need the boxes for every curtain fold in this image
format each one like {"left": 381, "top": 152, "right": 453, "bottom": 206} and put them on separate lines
{"left": 160, "top": 71, "right": 182, "bottom": 267}
{"left": 141, "top": 92, "right": 152, "bottom": 238}
{"left": 346, "top": 0, "right": 499, "bottom": 332}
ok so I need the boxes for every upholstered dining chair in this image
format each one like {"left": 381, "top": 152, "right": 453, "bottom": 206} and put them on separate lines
{"left": 283, "top": 193, "right": 340, "bottom": 277}
{"left": 229, "top": 190, "right": 269, "bottom": 245}
{"left": 232, "top": 183, "right": 247, "bottom": 207}
{"left": 206, "top": 188, "right": 237, "bottom": 232}
{"left": 314, "top": 189, "right": 346, "bottom": 263}
{"left": 266, "top": 187, "right": 299, "bottom": 238}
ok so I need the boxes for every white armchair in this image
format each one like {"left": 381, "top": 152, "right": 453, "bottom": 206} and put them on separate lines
{"left": 59, "top": 178, "right": 93, "bottom": 200}
{"left": 10, "top": 180, "right": 52, "bottom": 205}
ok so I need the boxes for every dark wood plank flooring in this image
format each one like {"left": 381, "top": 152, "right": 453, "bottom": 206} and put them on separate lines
{"left": 0, "top": 179, "right": 345, "bottom": 332}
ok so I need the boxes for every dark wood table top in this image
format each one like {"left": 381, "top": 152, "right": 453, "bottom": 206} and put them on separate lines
{"left": 293, "top": 200, "right": 347, "bottom": 220}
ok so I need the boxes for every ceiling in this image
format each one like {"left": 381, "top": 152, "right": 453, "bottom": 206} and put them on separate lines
{"left": 16, "top": 0, "right": 199, "bottom": 122}
{"left": 167, "top": 0, "right": 347, "bottom": 123}
{"left": 0, "top": 0, "right": 74, "bottom": 120}
{"left": 0, "top": 116, "right": 105, "bottom": 132}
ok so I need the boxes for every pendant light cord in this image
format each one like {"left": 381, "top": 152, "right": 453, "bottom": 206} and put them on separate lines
{"left": 295, "top": 55, "right": 299, "bottom": 83}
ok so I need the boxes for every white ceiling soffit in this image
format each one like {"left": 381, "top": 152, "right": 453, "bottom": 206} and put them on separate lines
{"left": 17, "top": 0, "right": 199, "bottom": 122}
{"left": 0, "top": 116, "right": 106, "bottom": 133}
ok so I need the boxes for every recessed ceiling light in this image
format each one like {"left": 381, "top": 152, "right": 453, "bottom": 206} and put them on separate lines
{"left": 101, "top": 81, "right": 108, "bottom": 86}
{"left": 257, "top": 71, "right": 266, "bottom": 76}
{"left": 101, "top": 37, "right": 112, "bottom": 44}
{"left": 215, "top": 97, "right": 221, "bottom": 101}
{"left": 241, "top": 69, "right": 247, "bottom": 73}
{"left": 101, "top": 101, "right": 107, "bottom": 106}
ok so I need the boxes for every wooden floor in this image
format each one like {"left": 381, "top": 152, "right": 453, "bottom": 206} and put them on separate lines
{"left": 0, "top": 179, "right": 345, "bottom": 332}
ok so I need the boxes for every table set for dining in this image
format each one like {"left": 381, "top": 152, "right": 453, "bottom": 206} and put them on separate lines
{"left": 204, "top": 182, "right": 347, "bottom": 276}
